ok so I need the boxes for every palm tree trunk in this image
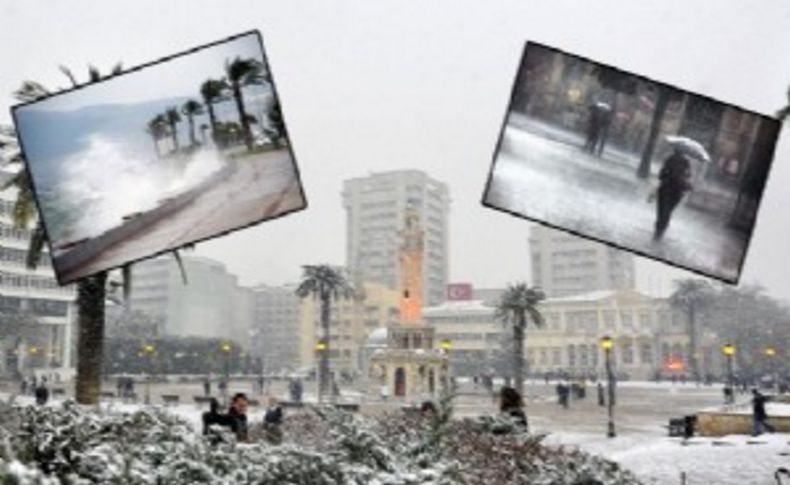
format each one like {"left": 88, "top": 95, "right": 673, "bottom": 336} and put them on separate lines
{"left": 206, "top": 102, "right": 218, "bottom": 143}
{"left": 188, "top": 115, "right": 196, "bottom": 146}
{"left": 637, "top": 87, "right": 671, "bottom": 179}
{"left": 232, "top": 83, "right": 253, "bottom": 151}
{"left": 170, "top": 122, "right": 179, "bottom": 152}
{"left": 75, "top": 271, "right": 107, "bottom": 405}
{"left": 319, "top": 294, "right": 331, "bottom": 403}
{"left": 514, "top": 318, "right": 525, "bottom": 397}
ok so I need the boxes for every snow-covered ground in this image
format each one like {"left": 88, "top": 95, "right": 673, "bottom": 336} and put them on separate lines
{"left": 484, "top": 116, "right": 748, "bottom": 282}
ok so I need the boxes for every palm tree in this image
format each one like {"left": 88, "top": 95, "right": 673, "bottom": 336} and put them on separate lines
{"left": 180, "top": 99, "right": 204, "bottom": 147}
{"left": 145, "top": 114, "right": 168, "bottom": 158}
{"left": 164, "top": 107, "right": 182, "bottom": 152}
{"left": 225, "top": 56, "right": 266, "bottom": 150}
{"left": 295, "top": 265, "right": 354, "bottom": 403}
{"left": 494, "top": 283, "right": 545, "bottom": 398}
{"left": 670, "top": 279, "right": 714, "bottom": 382}
{"left": 778, "top": 84, "right": 790, "bottom": 121}
{"left": 200, "top": 78, "right": 229, "bottom": 142}
{"left": 4, "top": 65, "right": 126, "bottom": 405}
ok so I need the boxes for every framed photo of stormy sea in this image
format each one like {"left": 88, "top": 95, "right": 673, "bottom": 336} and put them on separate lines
{"left": 482, "top": 42, "right": 782, "bottom": 284}
{"left": 11, "top": 30, "right": 306, "bottom": 285}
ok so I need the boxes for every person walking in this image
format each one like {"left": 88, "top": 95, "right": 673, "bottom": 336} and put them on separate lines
{"left": 752, "top": 389, "right": 776, "bottom": 436}
{"left": 203, "top": 376, "right": 211, "bottom": 397}
{"left": 653, "top": 148, "right": 693, "bottom": 241}
{"left": 584, "top": 104, "right": 602, "bottom": 153}
{"left": 597, "top": 381, "right": 606, "bottom": 407}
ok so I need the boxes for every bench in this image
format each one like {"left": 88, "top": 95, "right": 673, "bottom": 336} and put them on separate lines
{"left": 100, "top": 391, "right": 116, "bottom": 399}
{"left": 194, "top": 395, "right": 214, "bottom": 405}
{"left": 51, "top": 388, "right": 66, "bottom": 397}
{"left": 161, "top": 394, "right": 180, "bottom": 406}
{"left": 334, "top": 403, "right": 360, "bottom": 412}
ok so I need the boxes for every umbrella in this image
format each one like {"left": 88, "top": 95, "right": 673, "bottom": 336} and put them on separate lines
{"left": 665, "top": 135, "right": 710, "bottom": 162}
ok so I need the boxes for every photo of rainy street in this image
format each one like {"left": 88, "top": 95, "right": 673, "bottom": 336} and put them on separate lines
{"left": 12, "top": 31, "right": 305, "bottom": 285}
{"left": 484, "top": 43, "right": 780, "bottom": 283}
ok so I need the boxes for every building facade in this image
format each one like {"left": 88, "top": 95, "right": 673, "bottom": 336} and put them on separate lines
{"left": 251, "top": 283, "right": 301, "bottom": 373}
{"left": 529, "top": 225, "right": 636, "bottom": 298}
{"left": 425, "top": 286, "right": 712, "bottom": 381}
{"left": 342, "top": 170, "right": 450, "bottom": 307}
{"left": 0, "top": 184, "right": 75, "bottom": 378}
{"left": 128, "top": 255, "right": 253, "bottom": 348}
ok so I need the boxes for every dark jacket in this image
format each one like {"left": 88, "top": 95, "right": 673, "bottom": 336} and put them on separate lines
{"left": 753, "top": 393, "right": 769, "bottom": 420}
{"left": 227, "top": 407, "right": 248, "bottom": 442}
{"left": 659, "top": 152, "right": 692, "bottom": 193}
{"left": 264, "top": 406, "right": 283, "bottom": 426}
{"left": 34, "top": 386, "right": 49, "bottom": 405}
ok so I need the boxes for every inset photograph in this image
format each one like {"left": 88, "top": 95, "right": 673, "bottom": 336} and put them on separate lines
{"left": 13, "top": 31, "right": 305, "bottom": 285}
{"left": 483, "top": 42, "right": 781, "bottom": 283}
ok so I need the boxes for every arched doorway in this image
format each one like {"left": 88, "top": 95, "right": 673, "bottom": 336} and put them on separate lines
{"left": 394, "top": 367, "right": 406, "bottom": 397}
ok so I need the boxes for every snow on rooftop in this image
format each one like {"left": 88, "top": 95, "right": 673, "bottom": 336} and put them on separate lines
{"left": 423, "top": 299, "right": 495, "bottom": 315}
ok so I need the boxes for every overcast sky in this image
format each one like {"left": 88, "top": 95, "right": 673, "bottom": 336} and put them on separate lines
{"left": 1, "top": 0, "right": 788, "bottom": 302}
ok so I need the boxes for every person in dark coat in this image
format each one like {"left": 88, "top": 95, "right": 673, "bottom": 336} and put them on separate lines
{"left": 499, "top": 386, "right": 528, "bottom": 431}
{"left": 595, "top": 108, "right": 613, "bottom": 157}
{"left": 203, "top": 376, "right": 211, "bottom": 397}
{"left": 227, "top": 393, "right": 250, "bottom": 442}
{"left": 752, "top": 389, "right": 776, "bottom": 436}
{"left": 653, "top": 148, "right": 693, "bottom": 240}
{"left": 263, "top": 396, "right": 284, "bottom": 443}
{"left": 34, "top": 379, "right": 49, "bottom": 406}
{"left": 597, "top": 381, "right": 606, "bottom": 407}
{"left": 584, "top": 104, "right": 603, "bottom": 153}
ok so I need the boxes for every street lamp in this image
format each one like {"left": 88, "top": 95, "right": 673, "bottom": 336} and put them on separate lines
{"left": 315, "top": 340, "right": 328, "bottom": 402}
{"left": 722, "top": 343, "right": 736, "bottom": 403}
{"left": 143, "top": 344, "right": 155, "bottom": 405}
{"left": 221, "top": 342, "right": 232, "bottom": 406}
{"left": 440, "top": 339, "right": 453, "bottom": 391}
{"left": 765, "top": 347, "right": 777, "bottom": 391}
{"left": 600, "top": 335, "right": 616, "bottom": 438}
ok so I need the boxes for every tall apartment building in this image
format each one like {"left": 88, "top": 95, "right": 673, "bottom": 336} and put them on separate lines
{"left": 342, "top": 170, "right": 450, "bottom": 307}
{"left": 128, "top": 255, "right": 253, "bottom": 347}
{"left": 251, "top": 284, "right": 301, "bottom": 372}
{"left": 0, "top": 180, "right": 75, "bottom": 377}
{"left": 529, "top": 225, "right": 635, "bottom": 298}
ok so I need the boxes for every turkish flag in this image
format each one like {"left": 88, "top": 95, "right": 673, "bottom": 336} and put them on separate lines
{"left": 447, "top": 283, "right": 473, "bottom": 301}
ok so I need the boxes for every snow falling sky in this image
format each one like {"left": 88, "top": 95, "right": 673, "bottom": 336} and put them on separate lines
{"left": 1, "top": 0, "right": 789, "bottom": 301}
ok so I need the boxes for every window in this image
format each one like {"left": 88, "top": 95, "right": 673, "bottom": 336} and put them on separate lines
{"left": 552, "top": 348, "right": 562, "bottom": 365}
{"left": 640, "top": 343, "right": 653, "bottom": 365}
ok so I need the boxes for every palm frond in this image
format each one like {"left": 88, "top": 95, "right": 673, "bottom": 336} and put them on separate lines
{"left": 173, "top": 250, "right": 188, "bottom": 285}
{"left": 59, "top": 65, "right": 78, "bottom": 87}
{"left": 13, "top": 81, "right": 50, "bottom": 102}
{"left": 11, "top": 169, "right": 36, "bottom": 228}
{"left": 88, "top": 65, "right": 101, "bottom": 83}
{"left": 111, "top": 62, "right": 123, "bottom": 76}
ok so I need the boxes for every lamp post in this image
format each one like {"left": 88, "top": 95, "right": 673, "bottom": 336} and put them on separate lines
{"left": 143, "top": 344, "right": 155, "bottom": 405}
{"left": 600, "top": 335, "right": 616, "bottom": 438}
{"left": 441, "top": 339, "right": 453, "bottom": 392}
{"left": 765, "top": 347, "right": 777, "bottom": 391}
{"left": 722, "top": 343, "right": 735, "bottom": 404}
{"left": 221, "top": 342, "right": 232, "bottom": 406}
{"left": 315, "top": 339, "right": 327, "bottom": 403}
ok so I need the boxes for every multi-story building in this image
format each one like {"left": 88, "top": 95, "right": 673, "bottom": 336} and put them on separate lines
{"left": 251, "top": 283, "right": 301, "bottom": 372}
{"left": 0, "top": 180, "right": 75, "bottom": 377}
{"left": 298, "top": 279, "right": 400, "bottom": 376}
{"left": 342, "top": 170, "right": 450, "bottom": 307}
{"left": 529, "top": 225, "right": 635, "bottom": 298}
{"left": 425, "top": 285, "right": 711, "bottom": 381}
{"left": 128, "top": 255, "right": 253, "bottom": 347}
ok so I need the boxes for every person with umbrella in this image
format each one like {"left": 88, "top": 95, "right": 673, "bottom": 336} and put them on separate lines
{"left": 652, "top": 136, "right": 707, "bottom": 241}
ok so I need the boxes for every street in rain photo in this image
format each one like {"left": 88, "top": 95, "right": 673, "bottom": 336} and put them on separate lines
{"left": 483, "top": 42, "right": 781, "bottom": 283}
{"left": 12, "top": 31, "right": 305, "bottom": 285}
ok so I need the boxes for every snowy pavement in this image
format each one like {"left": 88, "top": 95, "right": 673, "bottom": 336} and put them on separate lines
{"left": 484, "top": 118, "right": 748, "bottom": 282}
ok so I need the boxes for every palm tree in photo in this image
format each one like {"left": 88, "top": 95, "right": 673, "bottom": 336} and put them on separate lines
{"left": 164, "top": 107, "right": 182, "bottom": 152}
{"left": 180, "top": 99, "right": 205, "bottom": 147}
{"left": 670, "top": 279, "right": 714, "bottom": 383}
{"left": 200, "top": 78, "right": 229, "bottom": 142}
{"left": 146, "top": 114, "right": 168, "bottom": 158}
{"left": 494, "top": 283, "right": 545, "bottom": 398}
{"left": 225, "top": 56, "right": 266, "bottom": 150}
{"left": 295, "top": 265, "right": 355, "bottom": 403}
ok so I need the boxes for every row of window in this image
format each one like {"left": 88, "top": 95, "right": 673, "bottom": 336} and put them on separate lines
{"left": 0, "top": 295, "right": 69, "bottom": 317}
{"left": 0, "top": 246, "right": 51, "bottom": 267}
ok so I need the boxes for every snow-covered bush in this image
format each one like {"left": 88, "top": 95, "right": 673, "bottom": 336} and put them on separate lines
{"left": 0, "top": 397, "right": 643, "bottom": 484}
